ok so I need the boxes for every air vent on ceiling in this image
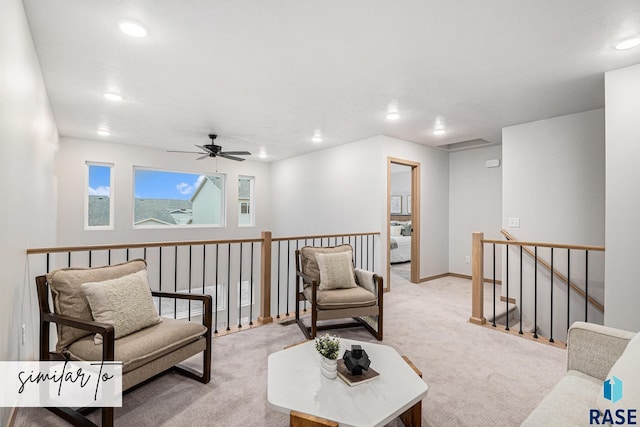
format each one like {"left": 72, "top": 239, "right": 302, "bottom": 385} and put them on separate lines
{"left": 436, "top": 138, "right": 499, "bottom": 152}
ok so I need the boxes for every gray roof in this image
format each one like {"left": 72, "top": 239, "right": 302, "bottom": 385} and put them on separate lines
{"left": 88, "top": 196, "right": 110, "bottom": 226}
{"left": 134, "top": 199, "right": 192, "bottom": 224}
{"left": 88, "top": 196, "right": 195, "bottom": 226}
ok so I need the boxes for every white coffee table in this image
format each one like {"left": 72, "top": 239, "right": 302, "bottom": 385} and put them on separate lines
{"left": 267, "top": 338, "right": 428, "bottom": 427}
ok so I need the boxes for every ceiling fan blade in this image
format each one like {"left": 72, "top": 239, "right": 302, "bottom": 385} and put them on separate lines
{"left": 167, "top": 150, "right": 203, "bottom": 154}
{"left": 195, "top": 144, "right": 214, "bottom": 153}
{"left": 221, "top": 151, "right": 251, "bottom": 156}
{"left": 218, "top": 153, "right": 246, "bottom": 161}
{"left": 196, "top": 154, "right": 210, "bottom": 160}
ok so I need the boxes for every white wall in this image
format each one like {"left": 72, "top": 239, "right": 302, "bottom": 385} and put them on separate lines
{"left": 449, "top": 145, "right": 502, "bottom": 277}
{"left": 503, "top": 109, "right": 605, "bottom": 245}
{"left": 269, "top": 137, "right": 384, "bottom": 237}
{"left": 269, "top": 135, "right": 450, "bottom": 280}
{"left": 502, "top": 109, "right": 605, "bottom": 340}
{"left": 268, "top": 137, "right": 386, "bottom": 315}
{"left": 55, "top": 137, "right": 271, "bottom": 245}
{"left": 0, "top": 0, "right": 58, "bottom": 424}
{"left": 605, "top": 64, "right": 640, "bottom": 332}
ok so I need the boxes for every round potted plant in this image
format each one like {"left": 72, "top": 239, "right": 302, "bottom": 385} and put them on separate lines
{"left": 315, "top": 334, "right": 340, "bottom": 379}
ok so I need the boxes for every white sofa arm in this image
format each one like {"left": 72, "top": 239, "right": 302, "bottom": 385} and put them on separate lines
{"left": 567, "top": 321, "right": 636, "bottom": 381}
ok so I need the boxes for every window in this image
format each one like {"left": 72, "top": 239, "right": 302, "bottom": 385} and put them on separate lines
{"left": 133, "top": 167, "right": 225, "bottom": 227}
{"left": 238, "top": 176, "right": 255, "bottom": 226}
{"left": 86, "top": 162, "right": 113, "bottom": 229}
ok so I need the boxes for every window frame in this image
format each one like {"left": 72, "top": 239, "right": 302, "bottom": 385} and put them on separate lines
{"left": 238, "top": 175, "right": 255, "bottom": 227}
{"left": 132, "top": 166, "right": 227, "bottom": 229}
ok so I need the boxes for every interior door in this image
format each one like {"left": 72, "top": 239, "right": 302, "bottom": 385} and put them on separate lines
{"left": 387, "top": 157, "right": 420, "bottom": 290}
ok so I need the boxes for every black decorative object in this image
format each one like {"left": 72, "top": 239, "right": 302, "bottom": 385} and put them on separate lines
{"left": 342, "top": 344, "right": 371, "bottom": 375}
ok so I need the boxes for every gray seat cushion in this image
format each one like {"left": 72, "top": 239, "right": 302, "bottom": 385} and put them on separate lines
{"left": 66, "top": 317, "right": 207, "bottom": 373}
{"left": 303, "top": 286, "right": 376, "bottom": 310}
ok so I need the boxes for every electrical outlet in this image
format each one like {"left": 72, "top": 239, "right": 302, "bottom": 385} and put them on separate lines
{"left": 465, "top": 256, "right": 470, "bottom": 264}
{"left": 22, "top": 324, "right": 25, "bottom": 346}
{"left": 508, "top": 217, "right": 520, "bottom": 228}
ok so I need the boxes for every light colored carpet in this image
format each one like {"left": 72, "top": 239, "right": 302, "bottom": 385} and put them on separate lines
{"left": 14, "top": 270, "right": 566, "bottom": 427}
{"left": 390, "top": 261, "right": 516, "bottom": 324}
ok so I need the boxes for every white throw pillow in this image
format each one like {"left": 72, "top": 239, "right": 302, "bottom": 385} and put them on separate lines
{"left": 595, "top": 332, "right": 640, "bottom": 413}
{"left": 315, "top": 251, "right": 358, "bottom": 291}
{"left": 81, "top": 269, "right": 161, "bottom": 344}
{"left": 390, "top": 225, "right": 403, "bottom": 236}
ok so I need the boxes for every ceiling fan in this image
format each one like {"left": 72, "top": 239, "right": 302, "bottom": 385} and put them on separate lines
{"left": 168, "top": 134, "right": 252, "bottom": 161}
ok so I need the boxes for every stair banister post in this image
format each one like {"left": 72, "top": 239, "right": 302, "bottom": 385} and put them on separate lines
{"left": 259, "top": 231, "right": 273, "bottom": 324}
{"left": 470, "top": 232, "right": 486, "bottom": 325}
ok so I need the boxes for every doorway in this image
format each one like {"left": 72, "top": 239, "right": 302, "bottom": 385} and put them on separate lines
{"left": 387, "top": 157, "right": 420, "bottom": 290}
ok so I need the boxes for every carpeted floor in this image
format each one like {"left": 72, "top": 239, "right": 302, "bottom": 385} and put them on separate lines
{"left": 14, "top": 268, "right": 567, "bottom": 427}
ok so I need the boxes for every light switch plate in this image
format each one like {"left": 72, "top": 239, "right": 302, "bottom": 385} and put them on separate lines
{"left": 508, "top": 217, "right": 520, "bottom": 228}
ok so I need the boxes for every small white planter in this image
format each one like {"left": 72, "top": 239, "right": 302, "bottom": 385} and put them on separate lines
{"left": 320, "top": 356, "right": 337, "bottom": 379}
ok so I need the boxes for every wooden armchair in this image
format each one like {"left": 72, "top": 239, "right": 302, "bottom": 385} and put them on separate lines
{"left": 295, "top": 245, "right": 383, "bottom": 340}
{"left": 36, "top": 259, "right": 212, "bottom": 427}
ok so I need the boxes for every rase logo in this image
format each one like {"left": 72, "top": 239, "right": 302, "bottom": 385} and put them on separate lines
{"left": 589, "top": 376, "right": 637, "bottom": 425}
{"left": 605, "top": 376, "right": 624, "bottom": 404}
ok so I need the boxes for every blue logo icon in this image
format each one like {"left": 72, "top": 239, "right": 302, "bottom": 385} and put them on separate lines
{"left": 603, "top": 376, "right": 623, "bottom": 403}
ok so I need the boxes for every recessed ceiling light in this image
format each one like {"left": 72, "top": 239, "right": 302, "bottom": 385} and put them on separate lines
{"left": 312, "top": 129, "right": 323, "bottom": 143}
{"left": 97, "top": 129, "right": 110, "bottom": 136}
{"left": 118, "top": 19, "right": 148, "bottom": 38}
{"left": 258, "top": 149, "right": 268, "bottom": 158}
{"left": 433, "top": 116, "right": 446, "bottom": 135}
{"left": 615, "top": 36, "right": 640, "bottom": 50}
{"left": 386, "top": 100, "right": 400, "bottom": 121}
{"left": 104, "top": 92, "right": 123, "bottom": 102}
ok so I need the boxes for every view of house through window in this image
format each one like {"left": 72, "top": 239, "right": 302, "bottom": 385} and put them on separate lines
{"left": 238, "top": 176, "right": 255, "bottom": 226}
{"left": 87, "top": 162, "right": 113, "bottom": 228}
{"left": 134, "top": 168, "right": 225, "bottom": 227}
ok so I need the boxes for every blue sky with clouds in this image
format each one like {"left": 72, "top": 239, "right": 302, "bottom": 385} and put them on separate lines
{"left": 134, "top": 169, "right": 204, "bottom": 200}
{"left": 87, "top": 164, "right": 111, "bottom": 196}
{"left": 88, "top": 165, "right": 205, "bottom": 200}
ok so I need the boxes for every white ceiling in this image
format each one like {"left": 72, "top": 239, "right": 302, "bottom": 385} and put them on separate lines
{"left": 22, "top": 0, "right": 640, "bottom": 162}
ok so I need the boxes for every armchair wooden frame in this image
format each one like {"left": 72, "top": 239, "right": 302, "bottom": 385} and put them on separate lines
{"left": 36, "top": 275, "right": 212, "bottom": 427}
{"left": 294, "top": 250, "right": 383, "bottom": 341}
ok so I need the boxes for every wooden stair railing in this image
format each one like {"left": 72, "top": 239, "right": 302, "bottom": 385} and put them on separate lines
{"left": 500, "top": 229, "right": 603, "bottom": 313}
{"left": 470, "top": 231, "right": 605, "bottom": 346}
